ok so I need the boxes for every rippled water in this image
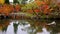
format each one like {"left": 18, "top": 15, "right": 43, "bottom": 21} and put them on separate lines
{"left": 0, "top": 19, "right": 60, "bottom": 34}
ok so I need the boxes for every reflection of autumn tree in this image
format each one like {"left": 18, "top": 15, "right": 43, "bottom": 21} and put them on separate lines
{"left": 24, "top": 20, "right": 48, "bottom": 34}
{"left": 44, "top": 20, "right": 60, "bottom": 34}
{"left": 49, "top": 24, "right": 60, "bottom": 34}
{"left": 0, "top": 19, "right": 10, "bottom": 32}
{"left": 50, "top": 20, "right": 60, "bottom": 34}
{"left": 25, "top": 19, "right": 58, "bottom": 34}
{"left": 13, "top": 23, "right": 19, "bottom": 34}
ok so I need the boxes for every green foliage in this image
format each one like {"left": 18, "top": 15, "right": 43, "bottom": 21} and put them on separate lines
{"left": 21, "top": 2, "right": 38, "bottom": 12}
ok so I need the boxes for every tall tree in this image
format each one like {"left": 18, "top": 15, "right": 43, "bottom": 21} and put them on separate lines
{"left": 13, "top": 0, "right": 19, "bottom": 4}
{"left": 5, "top": 0, "right": 9, "bottom": 4}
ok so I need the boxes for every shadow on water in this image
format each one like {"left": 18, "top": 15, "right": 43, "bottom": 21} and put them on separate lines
{"left": 0, "top": 19, "right": 60, "bottom": 34}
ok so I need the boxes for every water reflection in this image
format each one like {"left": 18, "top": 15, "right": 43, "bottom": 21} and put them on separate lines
{"left": 0, "top": 19, "right": 60, "bottom": 34}
{"left": 6, "top": 22, "right": 14, "bottom": 34}
{"left": 37, "top": 27, "right": 50, "bottom": 34}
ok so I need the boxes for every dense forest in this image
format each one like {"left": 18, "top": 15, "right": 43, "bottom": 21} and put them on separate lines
{"left": 0, "top": 0, "right": 60, "bottom": 19}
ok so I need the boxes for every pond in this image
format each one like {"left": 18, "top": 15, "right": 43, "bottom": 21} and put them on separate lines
{"left": 0, "top": 19, "right": 60, "bottom": 34}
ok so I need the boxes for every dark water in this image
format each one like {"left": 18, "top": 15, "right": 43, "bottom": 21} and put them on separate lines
{"left": 0, "top": 19, "right": 60, "bottom": 34}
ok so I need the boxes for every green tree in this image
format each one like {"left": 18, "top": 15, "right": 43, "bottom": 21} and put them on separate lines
{"left": 5, "top": 0, "right": 9, "bottom": 4}
{"left": 13, "top": 0, "right": 19, "bottom": 4}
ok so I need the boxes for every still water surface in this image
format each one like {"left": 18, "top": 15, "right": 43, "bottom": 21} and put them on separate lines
{"left": 0, "top": 19, "right": 60, "bottom": 34}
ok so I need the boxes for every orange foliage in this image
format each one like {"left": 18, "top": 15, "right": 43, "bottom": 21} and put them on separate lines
{"left": 27, "top": 9, "right": 34, "bottom": 14}
{"left": 4, "top": 21, "right": 9, "bottom": 26}
{"left": 0, "top": 4, "right": 21, "bottom": 16}
{"left": 2, "top": 4, "right": 11, "bottom": 16}
{"left": 34, "top": 9, "right": 40, "bottom": 13}
{"left": 35, "top": 1, "right": 41, "bottom": 6}
{"left": 0, "top": 6, "right": 3, "bottom": 13}
{"left": 40, "top": 4, "right": 50, "bottom": 14}
{"left": 34, "top": 0, "right": 53, "bottom": 14}
{"left": 15, "top": 5, "right": 21, "bottom": 12}
{"left": 9, "top": 5, "right": 15, "bottom": 12}
{"left": 35, "top": 0, "right": 46, "bottom": 6}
